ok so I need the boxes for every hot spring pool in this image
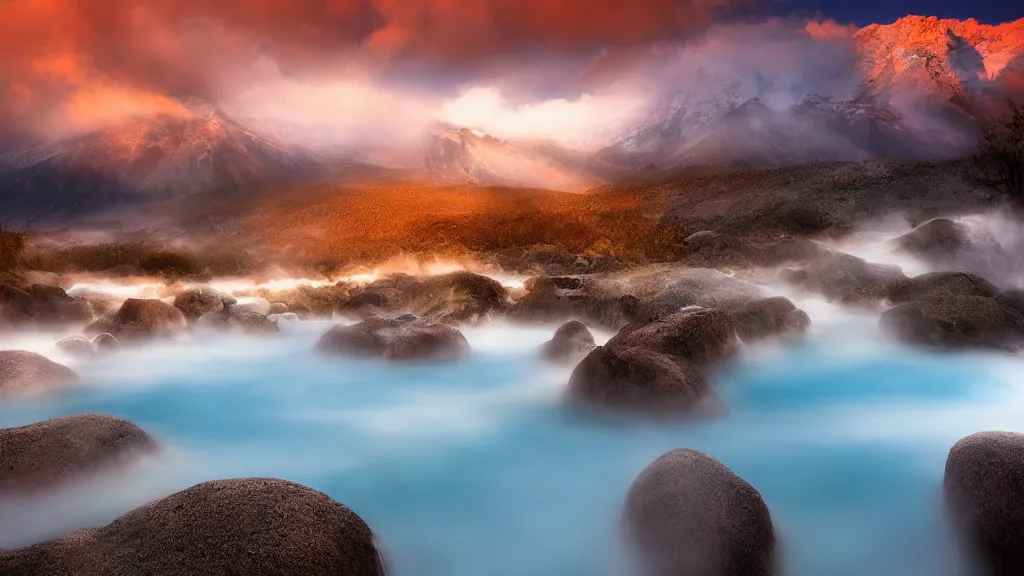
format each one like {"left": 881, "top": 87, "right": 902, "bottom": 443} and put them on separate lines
{"left": 1, "top": 317, "right": 1022, "bottom": 576}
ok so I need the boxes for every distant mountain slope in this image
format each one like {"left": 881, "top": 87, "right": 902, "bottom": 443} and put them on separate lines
{"left": 0, "top": 107, "right": 325, "bottom": 226}
{"left": 605, "top": 15, "right": 1024, "bottom": 169}
{"left": 424, "top": 126, "right": 613, "bottom": 192}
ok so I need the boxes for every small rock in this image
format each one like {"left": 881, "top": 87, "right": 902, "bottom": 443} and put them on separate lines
{"left": 0, "top": 350, "right": 78, "bottom": 397}
{"left": 173, "top": 287, "right": 235, "bottom": 321}
{"left": 568, "top": 346, "right": 712, "bottom": 415}
{"left": 540, "top": 320, "right": 596, "bottom": 362}
{"left": 55, "top": 336, "right": 97, "bottom": 358}
{"left": 728, "top": 297, "right": 810, "bottom": 343}
{"left": 267, "top": 302, "right": 290, "bottom": 315}
{"left": 92, "top": 333, "right": 121, "bottom": 353}
{"left": 85, "top": 299, "right": 187, "bottom": 341}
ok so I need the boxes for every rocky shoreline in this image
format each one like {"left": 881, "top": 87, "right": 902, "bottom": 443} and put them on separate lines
{"left": 2, "top": 201, "right": 1024, "bottom": 574}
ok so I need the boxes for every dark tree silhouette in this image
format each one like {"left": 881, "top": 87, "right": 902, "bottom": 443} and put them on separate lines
{"left": 972, "top": 100, "right": 1024, "bottom": 210}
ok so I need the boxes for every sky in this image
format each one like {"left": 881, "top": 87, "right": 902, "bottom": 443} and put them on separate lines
{"left": 0, "top": 0, "right": 1020, "bottom": 151}
{"left": 780, "top": 0, "right": 1021, "bottom": 26}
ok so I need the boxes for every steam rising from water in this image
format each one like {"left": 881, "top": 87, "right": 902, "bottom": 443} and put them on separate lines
{"left": 3, "top": 257, "right": 1024, "bottom": 574}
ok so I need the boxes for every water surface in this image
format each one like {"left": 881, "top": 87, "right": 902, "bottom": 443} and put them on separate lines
{"left": 1, "top": 317, "right": 1020, "bottom": 576}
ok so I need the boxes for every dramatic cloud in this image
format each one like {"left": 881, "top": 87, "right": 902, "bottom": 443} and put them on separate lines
{"left": 0, "top": 0, "right": 759, "bottom": 141}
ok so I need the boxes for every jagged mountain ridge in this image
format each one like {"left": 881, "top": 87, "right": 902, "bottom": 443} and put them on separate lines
{"left": 0, "top": 107, "right": 327, "bottom": 226}
{"left": 604, "top": 15, "right": 1024, "bottom": 168}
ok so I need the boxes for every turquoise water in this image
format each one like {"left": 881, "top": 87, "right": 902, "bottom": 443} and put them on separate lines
{"left": 1, "top": 318, "right": 1022, "bottom": 576}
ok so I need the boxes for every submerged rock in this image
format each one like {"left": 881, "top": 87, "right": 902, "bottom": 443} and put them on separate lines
{"left": 0, "top": 478, "right": 386, "bottom": 576}
{"left": 623, "top": 449, "right": 777, "bottom": 576}
{"left": 0, "top": 414, "right": 156, "bottom": 493}
{"left": 231, "top": 311, "right": 279, "bottom": 335}
{"left": 880, "top": 295, "right": 1024, "bottom": 351}
{"left": 945, "top": 432, "right": 1024, "bottom": 576}
{"left": 92, "top": 333, "right": 120, "bottom": 353}
{"left": 540, "top": 320, "right": 596, "bottom": 362}
{"left": 608, "top": 307, "right": 738, "bottom": 368}
{"left": 55, "top": 336, "right": 97, "bottom": 358}
{"left": 0, "top": 350, "right": 78, "bottom": 397}
{"left": 568, "top": 346, "right": 711, "bottom": 414}
{"left": 316, "top": 317, "right": 470, "bottom": 363}
{"left": 173, "top": 286, "right": 236, "bottom": 321}
{"left": 86, "top": 298, "right": 187, "bottom": 341}
{"left": 728, "top": 297, "right": 811, "bottom": 344}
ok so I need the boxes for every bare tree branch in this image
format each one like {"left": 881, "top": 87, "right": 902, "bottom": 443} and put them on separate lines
{"left": 970, "top": 99, "right": 1024, "bottom": 211}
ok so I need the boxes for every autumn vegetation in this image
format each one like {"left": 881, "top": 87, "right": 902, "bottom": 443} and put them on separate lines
{"left": 234, "top": 182, "right": 684, "bottom": 273}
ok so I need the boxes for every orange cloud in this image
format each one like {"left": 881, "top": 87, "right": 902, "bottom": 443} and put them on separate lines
{"left": 804, "top": 19, "right": 856, "bottom": 41}
{"left": 0, "top": 0, "right": 755, "bottom": 140}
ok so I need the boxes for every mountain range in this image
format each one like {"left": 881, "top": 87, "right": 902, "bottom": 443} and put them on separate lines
{"left": 2, "top": 15, "right": 1023, "bottom": 226}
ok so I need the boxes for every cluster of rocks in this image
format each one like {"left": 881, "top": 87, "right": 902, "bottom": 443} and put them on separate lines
{"left": 556, "top": 287, "right": 809, "bottom": 416}
{"left": 0, "top": 282, "right": 94, "bottom": 327}
{"left": 0, "top": 415, "right": 386, "bottom": 576}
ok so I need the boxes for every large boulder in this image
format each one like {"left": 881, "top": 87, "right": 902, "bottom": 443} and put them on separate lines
{"left": 780, "top": 249, "right": 907, "bottom": 302}
{"left": 0, "top": 283, "right": 36, "bottom": 324}
{"left": 0, "top": 414, "right": 156, "bottom": 493}
{"left": 608, "top": 308, "right": 738, "bottom": 368}
{"left": 0, "top": 351, "right": 78, "bottom": 396}
{"left": 173, "top": 286, "right": 236, "bottom": 321}
{"left": 506, "top": 275, "right": 639, "bottom": 330}
{"left": 26, "top": 284, "right": 94, "bottom": 324}
{"left": 86, "top": 298, "right": 187, "bottom": 341}
{"left": 945, "top": 432, "right": 1024, "bottom": 576}
{"left": 888, "top": 272, "right": 1001, "bottom": 305}
{"left": 568, "top": 346, "right": 712, "bottom": 415}
{"left": 623, "top": 449, "right": 777, "bottom": 576}
{"left": 880, "top": 296, "right": 1024, "bottom": 351}
{"left": 540, "top": 320, "right": 596, "bottom": 363}
{"left": 892, "top": 219, "right": 1013, "bottom": 281}
{"left": 316, "top": 316, "right": 470, "bottom": 362}
{"left": 0, "top": 478, "right": 386, "bottom": 576}
{"left": 893, "top": 219, "right": 971, "bottom": 261}
{"left": 728, "top": 297, "right": 811, "bottom": 344}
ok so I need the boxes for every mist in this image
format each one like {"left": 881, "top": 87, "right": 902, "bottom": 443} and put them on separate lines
{"left": 3, "top": 267, "right": 1024, "bottom": 575}
{"left": 4, "top": 3, "right": 1017, "bottom": 155}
